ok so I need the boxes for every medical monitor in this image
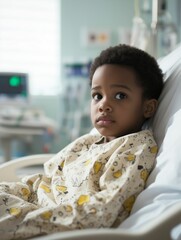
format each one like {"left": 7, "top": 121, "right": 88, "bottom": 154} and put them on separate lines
{"left": 0, "top": 72, "right": 28, "bottom": 105}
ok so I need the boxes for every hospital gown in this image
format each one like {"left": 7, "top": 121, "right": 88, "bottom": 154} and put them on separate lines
{"left": 0, "top": 130, "right": 157, "bottom": 240}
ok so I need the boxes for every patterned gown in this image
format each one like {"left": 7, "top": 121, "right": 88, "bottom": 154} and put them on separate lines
{"left": 0, "top": 130, "right": 158, "bottom": 240}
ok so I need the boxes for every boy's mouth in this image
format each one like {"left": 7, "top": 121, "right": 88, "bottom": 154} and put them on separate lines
{"left": 96, "top": 116, "right": 114, "bottom": 126}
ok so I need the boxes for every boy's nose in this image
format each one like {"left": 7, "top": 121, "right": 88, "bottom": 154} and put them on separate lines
{"left": 98, "top": 100, "right": 112, "bottom": 112}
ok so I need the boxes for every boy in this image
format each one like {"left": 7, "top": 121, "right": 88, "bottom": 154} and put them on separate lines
{"left": 0, "top": 44, "right": 163, "bottom": 239}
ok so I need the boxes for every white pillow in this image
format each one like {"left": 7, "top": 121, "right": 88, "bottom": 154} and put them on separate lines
{"left": 119, "top": 43, "right": 181, "bottom": 230}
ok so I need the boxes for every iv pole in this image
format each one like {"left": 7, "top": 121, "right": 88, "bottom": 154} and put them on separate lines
{"left": 150, "top": 0, "right": 159, "bottom": 58}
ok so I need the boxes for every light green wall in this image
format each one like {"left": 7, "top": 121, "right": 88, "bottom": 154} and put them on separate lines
{"left": 61, "top": 0, "right": 134, "bottom": 61}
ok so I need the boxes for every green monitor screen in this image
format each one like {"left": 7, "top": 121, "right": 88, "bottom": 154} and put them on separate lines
{"left": 0, "top": 73, "right": 28, "bottom": 104}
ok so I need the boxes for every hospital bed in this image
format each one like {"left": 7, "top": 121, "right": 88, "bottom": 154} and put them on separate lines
{"left": 1, "top": 44, "right": 181, "bottom": 240}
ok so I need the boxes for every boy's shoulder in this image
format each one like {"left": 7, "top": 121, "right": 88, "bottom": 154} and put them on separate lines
{"left": 124, "top": 129, "right": 155, "bottom": 142}
{"left": 132, "top": 129, "right": 154, "bottom": 138}
{"left": 114, "top": 130, "right": 156, "bottom": 147}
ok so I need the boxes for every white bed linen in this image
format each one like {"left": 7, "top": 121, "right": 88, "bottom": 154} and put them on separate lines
{"left": 120, "top": 43, "right": 181, "bottom": 230}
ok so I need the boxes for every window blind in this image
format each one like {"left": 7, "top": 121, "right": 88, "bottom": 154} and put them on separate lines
{"left": 0, "top": 0, "right": 61, "bottom": 95}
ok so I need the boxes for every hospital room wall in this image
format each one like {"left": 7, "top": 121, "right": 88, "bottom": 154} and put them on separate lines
{"left": 31, "top": 0, "right": 180, "bottom": 154}
{"left": 61, "top": 0, "right": 134, "bottom": 59}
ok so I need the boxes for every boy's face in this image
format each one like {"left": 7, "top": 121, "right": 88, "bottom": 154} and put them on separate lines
{"left": 91, "top": 64, "right": 153, "bottom": 141}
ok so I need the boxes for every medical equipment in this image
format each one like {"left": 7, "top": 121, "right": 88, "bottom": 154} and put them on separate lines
{"left": 0, "top": 72, "right": 28, "bottom": 106}
{"left": 0, "top": 106, "right": 57, "bottom": 161}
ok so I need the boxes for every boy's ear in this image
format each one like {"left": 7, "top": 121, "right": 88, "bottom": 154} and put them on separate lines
{"left": 143, "top": 99, "right": 158, "bottom": 118}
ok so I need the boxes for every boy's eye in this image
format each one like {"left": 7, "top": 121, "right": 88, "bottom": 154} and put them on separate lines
{"left": 92, "top": 93, "right": 102, "bottom": 101}
{"left": 115, "top": 92, "right": 127, "bottom": 100}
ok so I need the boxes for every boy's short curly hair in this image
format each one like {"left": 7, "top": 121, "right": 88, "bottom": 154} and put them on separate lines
{"left": 89, "top": 44, "right": 164, "bottom": 100}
